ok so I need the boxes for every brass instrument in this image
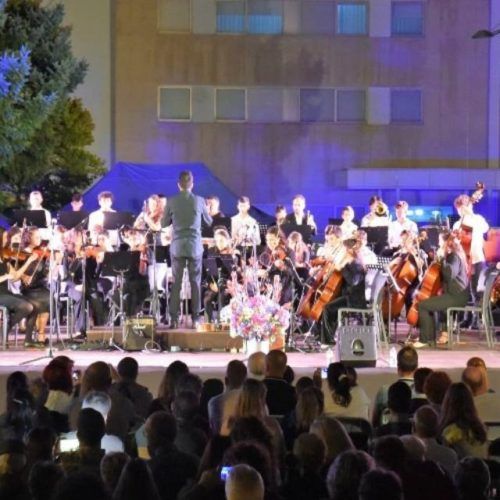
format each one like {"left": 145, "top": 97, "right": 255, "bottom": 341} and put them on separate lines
{"left": 375, "top": 201, "right": 389, "bottom": 217}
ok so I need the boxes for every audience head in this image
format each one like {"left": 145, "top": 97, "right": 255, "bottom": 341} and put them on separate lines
{"left": 455, "top": 457, "right": 490, "bottom": 500}
{"left": 117, "top": 357, "right": 139, "bottom": 382}
{"left": 81, "top": 362, "right": 112, "bottom": 396}
{"left": 171, "top": 390, "right": 199, "bottom": 422}
{"left": 52, "top": 471, "right": 110, "bottom": 500}
{"left": 6, "top": 370, "right": 29, "bottom": 400}
{"left": 174, "top": 373, "right": 203, "bottom": 399}
{"left": 112, "top": 458, "right": 160, "bottom": 500}
{"left": 145, "top": 411, "right": 177, "bottom": 455}
{"left": 42, "top": 358, "right": 73, "bottom": 394}
{"left": 295, "top": 386, "right": 324, "bottom": 431}
{"left": 265, "top": 349, "right": 288, "bottom": 378}
{"left": 225, "top": 464, "right": 264, "bottom": 500}
{"left": 371, "top": 436, "right": 406, "bottom": 473}
{"left": 230, "top": 416, "right": 274, "bottom": 460}
{"left": 326, "top": 450, "right": 375, "bottom": 500}
{"left": 100, "top": 452, "right": 130, "bottom": 496}
{"left": 462, "top": 366, "right": 485, "bottom": 397}
{"left": 358, "top": 469, "right": 403, "bottom": 500}
{"left": 396, "top": 345, "right": 418, "bottom": 376}
{"left": 158, "top": 360, "right": 189, "bottom": 405}
{"left": 28, "top": 461, "right": 65, "bottom": 500}
{"left": 30, "top": 377, "right": 49, "bottom": 408}
{"left": 440, "top": 382, "right": 487, "bottom": 444}
{"left": 197, "top": 435, "right": 232, "bottom": 479}
{"left": 247, "top": 352, "right": 266, "bottom": 380}
{"left": 413, "top": 367, "right": 433, "bottom": 394}
{"left": 0, "top": 439, "right": 27, "bottom": 474}
{"left": 235, "top": 379, "right": 267, "bottom": 420}
{"left": 310, "top": 416, "right": 354, "bottom": 465}
{"left": 82, "top": 391, "right": 112, "bottom": 421}
{"left": 76, "top": 408, "right": 105, "bottom": 448}
{"left": 293, "top": 433, "right": 325, "bottom": 473}
{"left": 200, "top": 378, "right": 224, "bottom": 417}
{"left": 26, "top": 427, "right": 57, "bottom": 464}
{"left": 387, "top": 381, "right": 412, "bottom": 415}
{"left": 327, "top": 362, "right": 352, "bottom": 407}
{"left": 413, "top": 405, "right": 440, "bottom": 439}
{"left": 400, "top": 435, "right": 426, "bottom": 462}
{"left": 466, "top": 357, "right": 489, "bottom": 391}
{"left": 225, "top": 360, "right": 248, "bottom": 390}
{"left": 295, "top": 376, "right": 314, "bottom": 394}
{"left": 424, "top": 370, "right": 452, "bottom": 406}
{"left": 283, "top": 365, "right": 295, "bottom": 384}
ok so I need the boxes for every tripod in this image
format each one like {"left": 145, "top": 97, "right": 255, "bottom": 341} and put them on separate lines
{"left": 109, "top": 270, "right": 127, "bottom": 352}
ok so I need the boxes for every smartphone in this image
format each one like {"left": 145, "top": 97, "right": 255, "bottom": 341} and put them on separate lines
{"left": 59, "top": 438, "right": 79, "bottom": 453}
{"left": 321, "top": 367, "right": 328, "bottom": 379}
{"left": 220, "top": 466, "right": 233, "bottom": 481}
{"left": 72, "top": 369, "right": 81, "bottom": 382}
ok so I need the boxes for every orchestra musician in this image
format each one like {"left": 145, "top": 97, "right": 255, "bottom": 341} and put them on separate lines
{"left": 231, "top": 196, "right": 260, "bottom": 248}
{"left": 287, "top": 231, "right": 310, "bottom": 280}
{"left": 340, "top": 206, "right": 358, "bottom": 239}
{"left": 206, "top": 195, "right": 225, "bottom": 219}
{"left": 452, "top": 194, "right": 490, "bottom": 328}
{"left": 388, "top": 201, "right": 418, "bottom": 251}
{"left": 70, "top": 193, "right": 84, "bottom": 212}
{"left": 321, "top": 238, "right": 367, "bottom": 345}
{"left": 415, "top": 230, "right": 470, "bottom": 348}
{"left": 275, "top": 205, "right": 287, "bottom": 228}
{"left": 203, "top": 227, "right": 237, "bottom": 322}
{"left": 354, "top": 229, "right": 378, "bottom": 266}
{"left": 88, "top": 191, "right": 116, "bottom": 236}
{"left": 258, "top": 226, "right": 295, "bottom": 306}
{"left": 360, "top": 196, "right": 390, "bottom": 228}
{"left": 284, "top": 194, "right": 317, "bottom": 236}
{"left": 315, "top": 225, "right": 344, "bottom": 262}
{"left": 28, "top": 190, "right": 52, "bottom": 240}
{"left": 162, "top": 171, "right": 212, "bottom": 329}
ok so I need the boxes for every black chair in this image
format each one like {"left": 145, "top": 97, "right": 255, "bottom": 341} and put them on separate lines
{"left": 336, "top": 416, "right": 373, "bottom": 451}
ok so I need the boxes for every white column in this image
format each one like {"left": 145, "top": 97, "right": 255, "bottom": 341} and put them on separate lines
{"left": 283, "top": 0, "right": 301, "bottom": 35}
{"left": 192, "top": 0, "right": 216, "bottom": 34}
{"left": 367, "top": 87, "right": 391, "bottom": 125}
{"left": 488, "top": 0, "right": 500, "bottom": 168}
{"left": 368, "top": 0, "right": 391, "bottom": 37}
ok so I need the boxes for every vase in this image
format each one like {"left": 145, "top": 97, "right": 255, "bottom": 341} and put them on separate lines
{"left": 245, "top": 338, "right": 270, "bottom": 355}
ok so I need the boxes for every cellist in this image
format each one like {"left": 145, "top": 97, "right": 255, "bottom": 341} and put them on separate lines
{"left": 321, "top": 238, "right": 367, "bottom": 345}
{"left": 414, "top": 230, "right": 469, "bottom": 348}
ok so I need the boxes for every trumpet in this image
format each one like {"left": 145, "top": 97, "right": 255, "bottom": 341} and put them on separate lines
{"left": 375, "top": 201, "right": 389, "bottom": 217}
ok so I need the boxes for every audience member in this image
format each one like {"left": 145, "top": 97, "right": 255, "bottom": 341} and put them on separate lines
{"left": 199, "top": 378, "right": 224, "bottom": 421}
{"left": 0, "top": 387, "right": 36, "bottom": 445}
{"left": 28, "top": 461, "right": 65, "bottom": 500}
{"left": 25, "top": 427, "right": 57, "bottom": 471}
{"left": 100, "top": 452, "right": 130, "bottom": 496}
{"left": 358, "top": 469, "right": 403, "bottom": 500}
{"left": 423, "top": 370, "right": 452, "bottom": 413}
{"left": 157, "top": 361, "right": 190, "bottom": 408}
{"left": 375, "top": 381, "right": 412, "bottom": 437}
{"left": 310, "top": 416, "right": 354, "bottom": 468}
{"left": 0, "top": 439, "right": 30, "bottom": 500}
{"left": 263, "top": 350, "right": 296, "bottom": 416}
{"left": 225, "top": 464, "right": 264, "bottom": 500}
{"left": 400, "top": 435, "right": 426, "bottom": 462}
{"left": 51, "top": 471, "right": 110, "bottom": 500}
{"left": 112, "top": 457, "right": 161, "bottom": 500}
{"left": 454, "top": 456, "right": 491, "bottom": 500}
{"left": 410, "top": 367, "right": 432, "bottom": 413}
{"left": 247, "top": 352, "right": 266, "bottom": 381}
{"left": 466, "top": 357, "right": 493, "bottom": 392}
{"left": 42, "top": 356, "right": 74, "bottom": 426}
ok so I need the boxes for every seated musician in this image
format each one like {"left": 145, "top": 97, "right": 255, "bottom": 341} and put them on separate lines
{"left": 70, "top": 193, "right": 84, "bottom": 212}
{"left": 354, "top": 229, "right": 378, "bottom": 266}
{"left": 315, "top": 225, "right": 343, "bottom": 262}
{"left": 388, "top": 201, "right": 418, "bottom": 251}
{"left": 88, "top": 191, "right": 116, "bottom": 242}
{"left": 340, "top": 205, "right": 358, "bottom": 239}
{"left": 258, "top": 226, "right": 295, "bottom": 306}
{"left": 231, "top": 196, "right": 261, "bottom": 248}
{"left": 453, "top": 194, "right": 489, "bottom": 326}
{"left": 206, "top": 195, "right": 225, "bottom": 219}
{"left": 0, "top": 241, "right": 38, "bottom": 345}
{"left": 20, "top": 228, "right": 52, "bottom": 347}
{"left": 203, "top": 228, "right": 237, "bottom": 322}
{"left": 415, "top": 230, "right": 470, "bottom": 348}
{"left": 287, "top": 231, "right": 310, "bottom": 281}
{"left": 321, "top": 238, "right": 367, "bottom": 345}
{"left": 134, "top": 194, "right": 164, "bottom": 233}
{"left": 275, "top": 205, "right": 287, "bottom": 228}
{"left": 360, "top": 196, "right": 390, "bottom": 228}
{"left": 284, "top": 194, "right": 317, "bottom": 236}
{"left": 28, "top": 190, "right": 52, "bottom": 240}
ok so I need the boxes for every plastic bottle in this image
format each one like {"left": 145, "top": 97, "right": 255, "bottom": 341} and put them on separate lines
{"left": 389, "top": 346, "right": 398, "bottom": 368}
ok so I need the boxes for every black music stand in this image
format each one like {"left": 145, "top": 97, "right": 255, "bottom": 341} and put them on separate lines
{"left": 281, "top": 222, "right": 313, "bottom": 244}
{"left": 155, "top": 245, "right": 170, "bottom": 265}
{"left": 204, "top": 255, "right": 235, "bottom": 323}
{"left": 328, "top": 218, "right": 361, "bottom": 227}
{"left": 103, "top": 212, "right": 135, "bottom": 231}
{"left": 58, "top": 211, "right": 89, "bottom": 229}
{"left": 12, "top": 210, "right": 48, "bottom": 228}
{"left": 361, "top": 226, "right": 389, "bottom": 255}
{"left": 102, "top": 251, "right": 140, "bottom": 350}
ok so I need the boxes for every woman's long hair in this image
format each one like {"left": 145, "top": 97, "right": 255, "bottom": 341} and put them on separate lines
{"left": 327, "top": 362, "right": 353, "bottom": 408}
{"left": 439, "top": 382, "right": 487, "bottom": 444}
{"left": 234, "top": 379, "right": 268, "bottom": 420}
{"left": 112, "top": 458, "right": 160, "bottom": 500}
{"left": 296, "top": 387, "right": 324, "bottom": 431}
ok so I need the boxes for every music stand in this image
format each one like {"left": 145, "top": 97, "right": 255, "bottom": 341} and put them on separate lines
{"left": 328, "top": 218, "right": 360, "bottom": 227}
{"left": 102, "top": 251, "right": 140, "bottom": 350}
{"left": 12, "top": 210, "right": 48, "bottom": 228}
{"left": 361, "top": 226, "right": 389, "bottom": 255}
{"left": 103, "top": 212, "right": 135, "bottom": 231}
{"left": 155, "top": 245, "right": 171, "bottom": 265}
{"left": 281, "top": 222, "right": 313, "bottom": 244}
{"left": 58, "top": 211, "right": 89, "bottom": 229}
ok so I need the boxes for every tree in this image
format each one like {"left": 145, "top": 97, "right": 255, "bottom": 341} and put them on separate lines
{"left": 0, "top": 0, "right": 105, "bottom": 211}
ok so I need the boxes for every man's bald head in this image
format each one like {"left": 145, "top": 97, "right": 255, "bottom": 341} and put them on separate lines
{"left": 225, "top": 464, "right": 264, "bottom": 500}
{"left": 462, "top": 366, "right": 485, "bottom": 396}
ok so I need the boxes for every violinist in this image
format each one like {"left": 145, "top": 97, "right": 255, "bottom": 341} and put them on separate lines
{"left": 203, "top": 228, "right": 237, "bottom": 322}
{"left": 0, "top": 241, "right": 39, "bottom": 345}
{"left": 340, "top": 206, "right": 358, "bottom": 239}
{"left": 452, "top": 194, "right": 489, "bottom": 328}
{"left": 275, "top": 205, "right": 287, "bottom": 228}
{"left": 315, "top": 225, "right": 343, "bottom": 262}
{"left": 19, "top": 228, "right": 51, "bottom": 347}
{"left": 88, "top": 191, "right": 116, "bottom": 239}
{"left": 287, "top": 231, "right": 310, "bottom": 281}
{"left": 134, "top": 194, "right": 164, "bottom": 234}
{"left": 415, "top": 230, "right": 470, "bottom": 348}
{"left": 354, "top": 230, "right": 378, "bottom": 266}
{"left": 360, "top": 196, "right": 390, "bottom": 228}
{"left": 388, "top": 201, "right": 418, "bottom": 251}
{"left": 321, "top": 238, "right": 366, "bottom": 345}
{"left": 231, "top": 196, "right": 261, "bottom": 248}
{"left": 258, "top": 226, "right": 295, "bottom": 306}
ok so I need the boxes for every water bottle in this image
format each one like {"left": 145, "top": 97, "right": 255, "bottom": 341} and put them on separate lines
{"left": 389, "top": 346, "right": 397, "bottom": 368}
{"left": 325, "top": 348, "right": 334, "bottom": 366}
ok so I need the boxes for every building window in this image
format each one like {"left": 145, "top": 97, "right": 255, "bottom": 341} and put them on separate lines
{"left": 216, "top": 88, "right": 246, "bottom": 120}
{"left": 301, "top": 1, "right": 335, "bottom": 35}
{"left": 336, "top": 3, "right": 368, "bottom": 35}
{"left": 391, "top": 2, "right": 424, "bottom": 36}
{"left": 247, "top": 0, "right": 283, "bottom": 34}
{"left": 336, "top": 89, "right": 365, "bottom": 122}
{"left": 300, "top": 88, "right": 335, "bottom": 122}
{"left": 390, "top": 89, "right": 422, "bottom": 123}
{"left": 216, "top": 1, "right": 245, "bottom": 33}
{"left": 158, "top": 0, "right": 191, "bottom": 32}
{"left": 158, "top": 88, "right": 191, "bottom": 121}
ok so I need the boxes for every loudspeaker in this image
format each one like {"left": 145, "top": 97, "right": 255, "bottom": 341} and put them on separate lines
{"left": 123, "top": 316, "right": 155, "bottom": 351}
{"left": 336, "top": 325, "right": 377, "bottom": 368}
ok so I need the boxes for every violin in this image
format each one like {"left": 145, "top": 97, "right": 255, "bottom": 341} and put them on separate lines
{"left": 458, "top": 181, "right": 485, "bottom": 266}
{"left": 0, "top": 247, "right": 32, "bottom": 262}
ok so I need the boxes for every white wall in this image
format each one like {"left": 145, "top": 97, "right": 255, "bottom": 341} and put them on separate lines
{"left": 489, "top": 0, "right": 500, "bottom": 168}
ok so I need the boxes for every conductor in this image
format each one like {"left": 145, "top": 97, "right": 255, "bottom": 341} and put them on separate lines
{"left": 162, "top": 171, "right": 212, "bottom": 328}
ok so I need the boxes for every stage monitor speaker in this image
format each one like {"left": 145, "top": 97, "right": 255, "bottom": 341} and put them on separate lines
{"left": 123, "top": 316, "right": 155, "bottom": 351}
{"left": 336, "top": 325, "right": 377, "bottom": 368}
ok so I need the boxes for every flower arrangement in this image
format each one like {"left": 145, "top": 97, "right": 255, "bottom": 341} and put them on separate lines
{"left": 229, "top": 293, "right": 290, "bottom": 342}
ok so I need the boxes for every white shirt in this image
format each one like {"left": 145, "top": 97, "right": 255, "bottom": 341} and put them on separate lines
{"left": 361, "top": 213, "right": 390, "bottom": 228}
{"left": 340, "top": 221, "right": 358, "bottom": 239}
{"left": 360, "top": 246, "right": 377, "bottom": 266}
{"left": 231, "top": 213, "right": 261, "bottom": 246}
{"left": 88, "top": 208, "right": 116, "bottom": 233}
{"left": 45, "top": 390, "right": 73, "bottom": 415}
{"left": 388, "top": 218, "right": 418, "bottom": 248}
{"left": 453, "top": 214, "right": 489, "bottom": 264}
{"left": 323, "top": 385, "right": 371, "bottom": 420}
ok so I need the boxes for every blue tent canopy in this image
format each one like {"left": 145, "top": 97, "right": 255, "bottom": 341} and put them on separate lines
{"left": 74, "top": 162, "right": 274, "bottom": 224}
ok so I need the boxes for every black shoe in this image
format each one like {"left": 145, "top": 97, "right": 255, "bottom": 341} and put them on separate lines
{"left": 169, "top": 320, "right": 179, "bottom": 330}
{"left": 72, "top": 333, "right": 87, "bottom": 342}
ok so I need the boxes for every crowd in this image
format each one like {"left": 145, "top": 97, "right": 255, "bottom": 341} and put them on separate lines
{"left": 0, "top": 347, "right": 499, "bottom": 500}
